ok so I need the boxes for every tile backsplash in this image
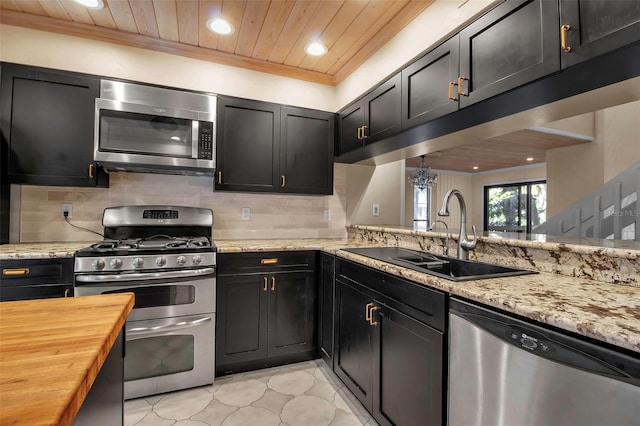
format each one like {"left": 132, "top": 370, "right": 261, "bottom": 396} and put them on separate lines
{"left": 16, "top": 164, "right": 347, "bottom": 242}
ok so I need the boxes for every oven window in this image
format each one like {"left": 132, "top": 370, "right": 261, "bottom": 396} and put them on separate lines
{"left": 100, "top": 109, "right": 193, "bottom": 157}
{"left": 104, "top": 285, "right": 195, "bottom": 308}
{"left": 125, "top": 335, "right": 195, "bottom": 381}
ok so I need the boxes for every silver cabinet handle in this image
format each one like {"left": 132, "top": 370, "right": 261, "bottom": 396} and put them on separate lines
{"left": 75, "top": 267, "right": 215, "bottom": 283}
{"left": 126, "top": 316, "right": 212, "bottom": 336}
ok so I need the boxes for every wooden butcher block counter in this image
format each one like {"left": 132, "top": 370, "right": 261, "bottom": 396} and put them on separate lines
{"left": 0, "top": 294, "right": 134, "bottom": 426}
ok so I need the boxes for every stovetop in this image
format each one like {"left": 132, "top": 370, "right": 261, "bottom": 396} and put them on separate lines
{"left": 82, "top": 236, "right": 213, "bottom": 252}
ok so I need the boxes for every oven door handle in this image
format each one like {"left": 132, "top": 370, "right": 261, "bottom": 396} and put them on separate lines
{"left": 126, "top": 315, "right": 212, "bottom": 336}
{"left": 75, "top": 267, "right": 216, "bottom": 283}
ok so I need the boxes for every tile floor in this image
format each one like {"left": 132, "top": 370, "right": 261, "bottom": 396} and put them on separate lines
{"left": 124, "top": 360, "right": 379, "bottom": 426}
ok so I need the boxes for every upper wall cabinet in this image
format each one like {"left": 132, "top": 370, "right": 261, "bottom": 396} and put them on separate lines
{"left": 0, "top": 63, "right": 108, "bottom": 187}
{"left": 216, "top": 96, "right": 334, "bottom": 195}
{"left": 338, "top": 73, "right": 401, "bottom": 155}
{"left": 401, "top": 35, "right": 460, "bottom": 130}
{"left": 559, "top": 0, "right": 640, "bottom": 69}
{"left": 458, "top": 0, "right": 560, "bottom": 108}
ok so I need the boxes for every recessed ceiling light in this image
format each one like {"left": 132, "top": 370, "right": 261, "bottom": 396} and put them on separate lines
{"left": 526, "top": 157, "right": 534, "bottom": 161}
{"left": 73, "top": 0, "right": 104, "bottom": 9}
{"left": 472, "top": 166, "right": 479, "bottom": 170}
{"left": 305, "top": 42, "right": 328, "bottom": 56}
{"left": 207, "top": 18, "right": 234, "bottom": 35}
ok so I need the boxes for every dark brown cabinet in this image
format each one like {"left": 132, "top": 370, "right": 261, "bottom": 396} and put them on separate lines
{"left": 559, "top": 0, "right": 640, "bottom": 69}
{"left": 458, "top": 0, "right": 560, "bottom": 107}
{"left": 338, "top": 73, "right": 401, "bottom": 155}
{"left": 334, "top": 258, "right": 446, "bottom": 425}
{"left": 215, "top": 97, "right": 281, "bottom": 193}
{"left": 0, "top": 63, "right": 107, "bottom": 187}
{"left": 0, "top": 258, "right": 74, "bottom": 301}
{"left": 216, "top": 251, "right": 317, "bottom": 375}
{"left": 318, "top": 253, "right": 335, "bottom": 368}
{"left": 401, "top": 35, "right": 460, "bottom": 130}
{"left": 216, "top": 96, "right": 334, "bottom": 195}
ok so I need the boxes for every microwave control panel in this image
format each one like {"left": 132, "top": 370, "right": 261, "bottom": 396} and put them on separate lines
{"left": 198, "top": 121, "right": 214, "bottom": 160}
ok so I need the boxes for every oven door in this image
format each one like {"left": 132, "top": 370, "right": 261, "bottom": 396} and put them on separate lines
{"left": 74, "top": 267, "right": 216, "bottom": 321}
{"left": 124, "top": 313, "right": 215, "bottom": 400}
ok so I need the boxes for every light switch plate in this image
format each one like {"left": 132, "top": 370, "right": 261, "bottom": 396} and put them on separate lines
{"left": 241, "top": 207, "right": 250, "bottom": 220}
{"left": 323, "top": 210, "right": 331, "bottom": 221}
{"left": 372, "top": 204, "right": 380, "bottom": 216}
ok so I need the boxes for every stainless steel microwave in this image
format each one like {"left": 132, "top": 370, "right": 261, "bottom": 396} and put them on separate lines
{"left": 94, "top": 80, "right": 216, "bottom": 176}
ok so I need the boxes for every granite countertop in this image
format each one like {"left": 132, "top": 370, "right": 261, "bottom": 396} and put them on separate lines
{"left": 0, "top": 242, "right": 95, "bottom": 260}
{"left": 1, "top": 239, "right": 638, "bottom": 353}
{"left": 0, "top": 294, "right": 134, "bottom": 426}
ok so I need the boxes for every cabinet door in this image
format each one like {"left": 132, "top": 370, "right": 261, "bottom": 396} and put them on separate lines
{"left": 372, "top": 302, "right": 443, "bottom": 426}
{"left": 402, "top": 35, "right": 460, "bottom": 130}
{"left": 364, "top": 73, "right": 402, "bottom": 144}
{"left": 1, "top": 64, "right": 104, "bottom": 187}
{"left": 215, "top": 96, "right": 280, "bottom": 192}
{"left": 280, "top": 107, "right": 334, "bottom": 195}
{"left": 459, "top": 0, "right": 560, "bottom": 107}
{"left": 337, "top": 102, "right": 364, "bottom": 155}
{"left": 318, "top": 253, "right": 335, "bottom": 366}
{"left": 560, "top": 0, "right": 640, "bottom": 69}
{"left": 334, "top": 279, "right": 374, "bottom": 410}
{"left": 267, "top": 270, "right": 316, "bottom": 358}
{"left": 215, "top": 274, "right": 269, "bottom": 374}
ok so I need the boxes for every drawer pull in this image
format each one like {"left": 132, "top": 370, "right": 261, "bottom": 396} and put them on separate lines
{"left": 260, "top": 258, "right": 278, "bottom": 265}
{"left": 3, "top": 268, "right": 30, "bottom": 276}
{"left": 369, "top": 306, "right": 379, "bottom": 326}
{"left": 365, "top": 302, "right": 373, "bottom": 322}
{"left": 448, "top": 81, "right": 457, "bottom": 101}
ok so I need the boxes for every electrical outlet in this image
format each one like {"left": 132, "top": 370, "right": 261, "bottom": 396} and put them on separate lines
{"left": 61, "top": 203, "right": 73, "bottom": 219}
{"left": 241, "top": 207, "right": 251, "bottom": 220}
{"left": 372, "top": 204, "right": 380, "bottom": 216}
{"left": 323, "top": 209, "right": 331, "bottom": 221}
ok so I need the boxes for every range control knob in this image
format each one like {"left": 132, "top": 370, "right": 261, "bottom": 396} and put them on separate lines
{"left": 176, "top": 255, "right": 187, "bottom": 266}
{"left": 110, "top": 258, "right": 122, "bottom": 269}
{"left": 156, "top": 257, "right": 167, "bottom": 267}
{"left": 132, "top": 257, "right": 144, "bottom": 268}
{"left": 92, "top": 259, "right": 105, "bottom": 270}
{"left": 192, "top": 255, "right": 202, "bottom": 265}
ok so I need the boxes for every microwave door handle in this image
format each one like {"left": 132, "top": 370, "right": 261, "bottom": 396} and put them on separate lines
{"left": 75, "top": 267, "right": 216, "bottom": 283}
{"left": 192, "top": 120, "right": 199, "bottom": 159}
{"left": 126, "top": 316, "right": 212, "bottom": 336}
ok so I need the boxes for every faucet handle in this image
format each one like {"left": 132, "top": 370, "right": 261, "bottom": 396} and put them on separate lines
{"left": 462, "top": 225, "right": 477, "bottom": 251}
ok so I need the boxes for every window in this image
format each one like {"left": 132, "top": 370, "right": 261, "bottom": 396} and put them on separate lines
{"left": 484, "top": 181, "right": 546, "bottom": 233}
{"left": 413, "top": 187, "right": 436, "bottom": 231}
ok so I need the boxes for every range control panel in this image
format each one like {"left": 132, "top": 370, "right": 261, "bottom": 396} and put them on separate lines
{"left": 142, "top": 210, "right": 179, "bottom": 220}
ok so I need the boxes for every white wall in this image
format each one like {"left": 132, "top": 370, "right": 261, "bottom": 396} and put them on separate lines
{"left": 347, "top": 162, "right": 404, "bottom": 225}
{"left": 0, "top": 25, "right": 335, "bottom": 111}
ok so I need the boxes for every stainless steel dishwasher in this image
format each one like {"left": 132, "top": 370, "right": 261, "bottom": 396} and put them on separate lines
{"left": 448, "top": 298, "right": 640, "bottom": 426}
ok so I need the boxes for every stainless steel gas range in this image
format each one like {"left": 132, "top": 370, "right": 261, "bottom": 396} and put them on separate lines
{"left": 74, "top": 205, "right": 216, "bottom": 399}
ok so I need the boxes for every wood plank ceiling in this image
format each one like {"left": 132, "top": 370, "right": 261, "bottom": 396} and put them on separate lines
{"left": 0, "top": 0, "right": 435, "bottom": 85}
{"left": 405, "top": 129, "right": 594, "bottom": 173}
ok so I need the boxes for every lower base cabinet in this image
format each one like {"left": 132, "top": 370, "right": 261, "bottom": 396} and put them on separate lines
{"left": 216, "top": 251, "right": 317, "bottom": 375}
{"left": 335, "top": 259, "right": 445, "bottom": 426}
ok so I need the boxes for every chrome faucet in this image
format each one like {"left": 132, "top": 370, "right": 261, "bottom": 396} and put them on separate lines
{"left": 437, "top": 189, "right": 477, "bottom": 260}
{"left": 429, "top": 220, "right": 450, "bottom": 256}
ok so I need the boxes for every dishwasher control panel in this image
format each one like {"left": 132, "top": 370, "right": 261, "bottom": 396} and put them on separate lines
{"left": 506, "top": 328, "right": 554, "bottom": 354}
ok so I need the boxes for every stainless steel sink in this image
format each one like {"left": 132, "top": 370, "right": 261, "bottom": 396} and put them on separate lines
{"left": 343, "top": 247, "right": 537, "bottom": 282}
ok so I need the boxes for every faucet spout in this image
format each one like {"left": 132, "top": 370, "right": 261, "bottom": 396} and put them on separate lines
{"left": 437, "top": 189, "right": 477, "bottom": 260}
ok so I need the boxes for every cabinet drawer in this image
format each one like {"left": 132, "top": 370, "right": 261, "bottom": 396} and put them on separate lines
{"left": 1, "top": 258, "right": 73, "bottom": 285}
{"left": 336, "top": 258, "right": 445, "bottom": 332}
{"left": 217, "top": 251, "right": 316, "bottom": 275}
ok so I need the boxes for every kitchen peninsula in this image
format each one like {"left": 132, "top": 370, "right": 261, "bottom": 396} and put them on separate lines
{"left": 0, "top": 293, "right": 133, "bottom": 426}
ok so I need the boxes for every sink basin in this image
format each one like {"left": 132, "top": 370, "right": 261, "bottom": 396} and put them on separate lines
{"left": 343, "top": 247, "right": 538, "bottom": 282}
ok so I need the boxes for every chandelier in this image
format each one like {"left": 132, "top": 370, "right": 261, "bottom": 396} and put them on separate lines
{"left": 408, "top": 155, "right": 438, "bottom": 191}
